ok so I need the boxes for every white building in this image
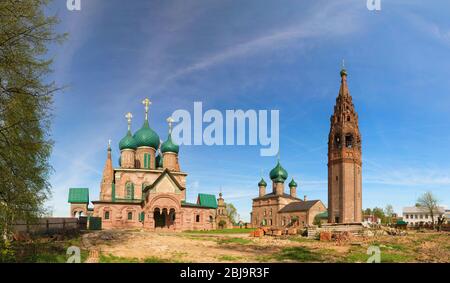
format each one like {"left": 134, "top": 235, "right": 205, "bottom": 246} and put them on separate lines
{"left": 402, "top": 206, "right": 445, "bottom": 227}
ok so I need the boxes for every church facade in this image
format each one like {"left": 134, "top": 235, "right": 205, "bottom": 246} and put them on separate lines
{"left": 250, "top": 161, "right": 327, "bottom": 229}
{"left": 68, "top": 98, "right": 231, "bottom": 231}
{"left": 250, "top": 67, "right": 363, "bottom": 228}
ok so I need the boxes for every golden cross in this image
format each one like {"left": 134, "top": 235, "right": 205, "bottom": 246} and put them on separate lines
{"left": 125, "top": 112, "right": 133, "bottom": 131}
{"left": 166, "top": 116, "right": 174, "bottom": 134}
{"left": 142, "top": 98, "right": 151, "bottom": 120}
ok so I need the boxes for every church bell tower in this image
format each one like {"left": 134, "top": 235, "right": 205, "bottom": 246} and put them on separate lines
{"left": 328, "top": 66, "right": 362, "bottom": 224}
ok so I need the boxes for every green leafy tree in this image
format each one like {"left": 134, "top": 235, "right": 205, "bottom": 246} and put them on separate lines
{"left": 384, "top": 204, "right": 394, "bottom": 224}
{"left": 417, "top": 191, "right": 439, "bottom": 229}
{"left": 372, "top": 207, "right": 386, "bottom": 223}
{"left": 225, "top": 203, "right": 239, "bottom": 225}
{"left": 0, "top": 0, "right": 65, "bottom": 246}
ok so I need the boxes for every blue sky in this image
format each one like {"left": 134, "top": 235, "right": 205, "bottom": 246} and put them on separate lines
{"left": 46, "top": 0, "right": 450, "bottom": 221}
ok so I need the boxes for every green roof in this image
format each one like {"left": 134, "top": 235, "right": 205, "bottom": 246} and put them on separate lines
{"left": 119, "top": 130, "right": 138, "bottom": 150}
{"left": 258, "top": 178, "right": 267, "bottom": 187}
{"left": 68, "top": 188, "right": 89, "bottom": 203}
{"left": 315, "top": 211, "right": 328, "bottom": 219}
{"left": 269, "top": 161, "right": 288, "bottom": 183}
{"left": 396, "top": 220, "right": 407, "bottom": 225}
{"left": 161, "top": 133, "right": 179, "bottom": 154}
{"left": 133, "top": 120, "right": 160, "bottom": 149}
{"left": 288, "top": 178, "right": 297, "bottom": 187}
{"left": 197, "top": 194, "right": 218, "bottom": 209}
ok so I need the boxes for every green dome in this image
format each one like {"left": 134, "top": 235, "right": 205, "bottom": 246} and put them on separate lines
{"left": 269, "top": 161, "right": 288, "bottom": 183}
{"left": 289, "top": 178, "right": 297, "bottom": 187}
{"left": 258, "top": 178, "right": 267, "bottom": 187}
{"left": 155, "top": 154, "right": 163, "bottom": 168}
{"left": 133, "top": 120, "right": 160, "bottom": 149}
{"left": 119, "top": 130, "right": 138, "bottom": 150}
{"left": 161, "top": 134, "right": 179, "bottom": 154}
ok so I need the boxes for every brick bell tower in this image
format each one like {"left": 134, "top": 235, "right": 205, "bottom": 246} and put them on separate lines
{"left": 328, "top": 65, "right": 362, "bottom": 224}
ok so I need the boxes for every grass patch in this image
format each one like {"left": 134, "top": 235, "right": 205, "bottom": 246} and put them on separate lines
{"left": 8, "top": 235, "right": 89, "bottom": 263}
{"left": 273, "top": 247, "right": 323, "bottom": 262}
{"left": 143, "top": 256, "right": 169, "bottom": 263}
{"left": 287, "top": 236, "right": 314, "bottom": 243}
{"left": 217, "top": 255, "right": 242, "bottom": 261}
{"left": 183, "top": 235, "right": 218, "bottom": 242}
{"left": 217, "top": 237, "right": 252, "bottom": 245}
{"left": 184, "top": 228, "right": 255, "bottom": 234}
{"left": 345, "top": 251, "right": 368, "bottom": 263}
{"left": 345, "top": 246, "right": 414, "bottom": 263}
{"left": 99, "top": 253, "right": 141, "bottom": 263}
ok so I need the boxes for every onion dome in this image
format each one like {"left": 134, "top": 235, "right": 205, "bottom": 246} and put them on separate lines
{"left": 258, "top": 178, "right": 267, "bottom": 187}
{"left": 289, "top": 178, "right": 298, "bottom": 188}
{"left": 161, "top": 134, "right": 179, "bottom": 154}
{"left": 119, "top": 112, "right": 138, "bottom": 150}
{"left": 161, "top": 116, "right": 179, "bottom": 154}
{"left": 119, "top": 130, "right": 138, "bottom": 150}
{"left": 269, "top": 161, "right": 288, "bottom": 183}
{"left": 133, "top": 120, "right": 160, "bottom": 149}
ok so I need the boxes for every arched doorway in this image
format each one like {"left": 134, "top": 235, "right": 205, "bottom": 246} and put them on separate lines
{"left": 154, "top": 208, "right": 165, "bottom": 228}
{"left": 153, "top": 207, "right": 177, "bottom": 229}
{"left": 168, "top": 208, "right": 176, "bottom": 227}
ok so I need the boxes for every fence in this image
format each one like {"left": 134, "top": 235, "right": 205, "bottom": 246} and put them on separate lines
{"left": 11, "top": 217, "right": 88, "bottom": 235}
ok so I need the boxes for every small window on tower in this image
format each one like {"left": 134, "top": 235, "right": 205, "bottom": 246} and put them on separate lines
{"left": 128, "top": 212, "right": 133, "bottom": 220}
{"left": 104, "top": 211, "right": 110, "bottom": 220}
{"left": 347, "top": 116, "right": 350, "bottom": 121}
{"left": 345, "top": 134, "right": 353, "bottom": 148}
{"left": 334, "top": 134, "right": 341, "bottom": 149}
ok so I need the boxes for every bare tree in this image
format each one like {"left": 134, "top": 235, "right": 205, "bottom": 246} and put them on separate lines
{"left": 416, "top": 191, "right": 439, "bottom": 229}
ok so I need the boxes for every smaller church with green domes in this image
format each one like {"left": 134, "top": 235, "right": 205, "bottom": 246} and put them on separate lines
{"left": 251, "top": 160, "right": 326, "bottom": 229}
{"left": 68, "top": 98, "right": 231, "bottom": 231}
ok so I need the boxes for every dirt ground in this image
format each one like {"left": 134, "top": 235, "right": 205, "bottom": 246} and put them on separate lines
{"left": 79, "top": 229, "right": 450, "bottom": 263}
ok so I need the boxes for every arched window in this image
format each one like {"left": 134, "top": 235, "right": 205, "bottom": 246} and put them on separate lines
{"left": 196, "top": 215, "right": 200, "bottom": 222}
{"left": 345, "top": 134, "right": 353, "bottom": 148}
{"left": 209, "top": 216, "right": 213, "bottom": 223}
{"left": 143, "top": 153, "right": 151, "bottom": 169}
{"left": 104, "top": 211, "right": 110, "bottom": 220}
{"left": 125, "top": 182, "right": 134, "bottom": 199}
{"left": 335, "top": 134, "right": 341, "bottom": 149}
{"left": 127, "top": 211, "right": 133, "bottom": 220}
